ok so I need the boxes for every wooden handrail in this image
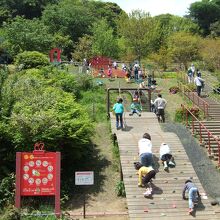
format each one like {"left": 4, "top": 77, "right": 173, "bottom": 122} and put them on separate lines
{"left": 181, "top": 104, "right": 220, "bottom": 166}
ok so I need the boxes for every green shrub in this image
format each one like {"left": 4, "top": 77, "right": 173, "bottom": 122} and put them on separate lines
{"left": 184, "top": 83, "right": 196, "bottom": 92}
{"left": 160, "top": 72, "right": 177, "bottom": 79}
{"left": 15, "top": 51, "right": 49, "bottom": 69}
{"left": 75, "top": 73, "right": 93, "bottom": 91}
{"left": 174, "top": 107, "right": 184, "bottom": 123}
{"left": 115, "top": 181, "right": 126, "bottom": 197}
{"left": 0, "top": 174, "right": 15, "bottom": 209}
{"left": 0, "top": 205, "right": 20, "bottom": 220}
{"left": 175, "top": 106, "right": 201, "bottom": 123}
{"left": 169, "top": 86, "right": 180, "bottom": 94}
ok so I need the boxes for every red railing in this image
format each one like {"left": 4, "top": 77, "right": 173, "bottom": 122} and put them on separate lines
{"left": 178, "top": 81, "right": 209, "bottom": 118}
{"left": 181, "top": 104, "right": 220, "bottom": 166}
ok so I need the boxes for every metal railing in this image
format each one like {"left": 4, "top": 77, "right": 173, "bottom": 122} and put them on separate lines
{"left": 178, "top": 81, "right": 210, "bottom": 118}
{"left": 181, "top": 104, "right": 220, "bottom": 166}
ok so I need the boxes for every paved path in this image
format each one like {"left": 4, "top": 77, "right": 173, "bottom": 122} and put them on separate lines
{"left": 110, "top": 112, "right": 218, "bottom": 219}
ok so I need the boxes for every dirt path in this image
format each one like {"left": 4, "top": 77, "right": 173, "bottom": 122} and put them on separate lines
{"left": 68, "top": 122, "right": 128, "bottom": 219}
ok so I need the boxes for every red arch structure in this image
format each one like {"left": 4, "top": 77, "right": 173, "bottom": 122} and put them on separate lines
{"left": 49, "top": 48, "right": 62, "bottom": 63}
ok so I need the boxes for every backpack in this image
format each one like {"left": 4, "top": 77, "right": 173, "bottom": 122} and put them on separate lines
{"left": 187, "top": 69, "right": 192, "bottom": 76}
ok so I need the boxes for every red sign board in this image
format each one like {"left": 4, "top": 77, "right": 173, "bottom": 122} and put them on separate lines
{"left": 20, "top": 152, "right": 56, "bottom": 196}
{"left": 15, "top": 143, "right": 61, "bottom": 217}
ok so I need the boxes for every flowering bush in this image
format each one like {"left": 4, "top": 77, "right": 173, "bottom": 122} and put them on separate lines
{"left": 169, "top": 86, "right": 179, "bottom": 94}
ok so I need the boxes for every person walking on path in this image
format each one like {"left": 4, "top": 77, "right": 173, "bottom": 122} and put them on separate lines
{"left": 187, "top": 68, "right": 193, "bottom": 83}
{"left": 159, "top": 143, "right": 175, "bottom": 171}
{"left": 112, "top": 98, "right": 124, "bottom": 130}
{"left": 194, "top": 73, "right": 205, "bottom": 97}
{"left": 196, "top": 69, "right": 202, "bottom": 77}
{"left": 153, "top": 94, "right": 167, "bottom": 123}
{"left": 182, "top": 179, "right": 200, "bottom": 215}
{"left": 107, "top": 65, "right": 112, "bottom": 78}
{"left": 134, "top": 65, "right": 139, "bottom": 82}
{"left": 190, "top": 64, "right": 196, "bottom": 77}
{"left": 113, "top": 61, "right": 117, "bottom": 69}
{"left": 138, "top": 133, "right": 153, "bottom": 167}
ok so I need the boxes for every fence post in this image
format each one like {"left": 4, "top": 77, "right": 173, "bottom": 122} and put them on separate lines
{"left": 186, "top": 108, "right": 188, "bottom": 127}
{"left": 192, "top": 114, "right": 194, "bottom": 134}
{"left": 199, "top": 124, "right": 202, "bottom": 143}
{"left": 206, "top": 104, "right": 208, "bottom": 118}
{"left": 208, "top": 133, "right": 211, "bottom": 155}
{"left": 218, "top": 142, "right": 220, "bottom": 167}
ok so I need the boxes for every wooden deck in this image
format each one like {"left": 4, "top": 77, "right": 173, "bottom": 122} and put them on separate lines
{"left": 110, "top": 112, "right": 218, "bottom": 220}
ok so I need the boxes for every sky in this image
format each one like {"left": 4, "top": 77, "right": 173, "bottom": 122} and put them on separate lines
{"left": 101, "top": 0, "right": 201, "bottom": 17}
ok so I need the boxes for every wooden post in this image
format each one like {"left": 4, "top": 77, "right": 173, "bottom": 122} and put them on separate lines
{"left": 15, "top": 152, "right": 21, "bottom": 210}
{"left": 55, "top": 152, "right": 61, "bottom": 218}
{"left": 120, "top": 161, "right": 123, "bottom": 181}
{"left": 83, "top": 192, "right": 86, "bottom": 219}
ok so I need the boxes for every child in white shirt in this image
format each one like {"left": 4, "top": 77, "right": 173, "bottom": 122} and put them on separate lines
{"left": 160, "top": 143, "right": 175, "bottom": 171}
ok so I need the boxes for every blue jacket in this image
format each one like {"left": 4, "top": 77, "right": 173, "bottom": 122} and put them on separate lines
{"left": 113, "top": 103, "right": 124, "bottom": 114}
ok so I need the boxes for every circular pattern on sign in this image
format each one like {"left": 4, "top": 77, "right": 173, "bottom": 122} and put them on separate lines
{"left": 36, "top": 160, "right": 41, "bottom": 167}
{"left": 42, "top": 161, "right": 48, "bottom": 167}
{"left": 47, "top": 173, "right": 53, "bottom": 180}
{"left": 30, "top": 155, "right": 34, "bottom": 159}
{"left": 23, "top": 166, "right": 29, "bottom": 172}
{"left": 28, "top": 178, "right": 34, "bottom": 184}
{"left": 23, "top": 174, "right": 29, "bottom": 180}
{"left": 29, "top": 161, "right": 34, "bottom": 167}
{"left": 35, "top": 178, "right": 41, "bottom": 185}
{"left": 32, "top": 169, "right": 40, "bottom": 176}
{"left": 42, "top": 178, "right": 48, "bottom": 184}
{"left": 24, "top": 155, "right": 29, "bottom": 160}
{"left": 48, "top": 165, "right": 53, "bottom": 172}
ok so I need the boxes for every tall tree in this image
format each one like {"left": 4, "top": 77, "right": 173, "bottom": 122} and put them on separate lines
{"left": 167, "top": 32, "right": 201, "bottom": 69}
{"left": 153, "top": 14, "right": 200, "bottom": 50}
{"left": 42, "top": 0, "right": 124, "bottom": 44}
{"left": 200, "top": 38, "right": 220, "bottom": 71}
{"left": 0, "top": 0, "right": 58, "bottom": 24}
{"left": 117, "top": 10, "right": 158, "bottom": 62}
{"left": 72, "top": 35, "right": 93, "bottom": 61}
{"left": 42, "top": 0, "right": 95, "bottom": 43}
{"left": 91, "top": 19, "right": 118, "bottom": 58}
{"left": 188, "top": 0, "right": 220, "bottom": 36}
{"left": 88, "top": 1, "right": 125, "bottom": 34}
{"left": 210, "top": 21, "right": 220, "bottom": 37}
{"left": 2, "top": 16, "right": 54, "bottom": 56}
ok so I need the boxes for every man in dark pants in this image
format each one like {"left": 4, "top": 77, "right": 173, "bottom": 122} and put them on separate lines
{"left": 194, "top": 73, "right": 205, "bottom": 97}
{"left": 153, "top": 94, "right": 167, "bottom": 123}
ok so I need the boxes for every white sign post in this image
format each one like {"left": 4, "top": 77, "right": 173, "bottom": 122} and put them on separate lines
{"left": 75, "top": 171, "right": 94, "bottom": 185}
{"left": 75, "top": 171, "right": 94, "bottom": 218}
